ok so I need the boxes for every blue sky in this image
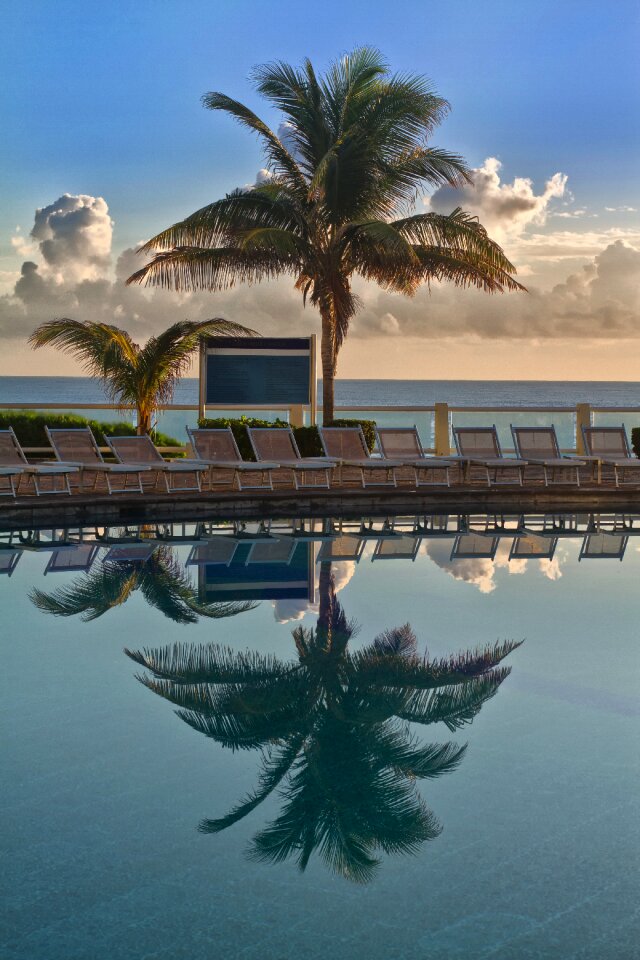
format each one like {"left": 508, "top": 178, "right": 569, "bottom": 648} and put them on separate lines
{"left": 1, "top": 0, "right": 639, "bottom": 377}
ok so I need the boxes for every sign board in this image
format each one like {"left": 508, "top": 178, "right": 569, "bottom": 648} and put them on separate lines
{"left": 199, "top": 336, "right": 316, "bottom": 423}
{"left": 199, "top": 542, "right": 314, "bottom": 603}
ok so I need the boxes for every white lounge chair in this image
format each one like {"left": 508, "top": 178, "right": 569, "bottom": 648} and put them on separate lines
{"left": 450, "top": 533, "right": 499, "bottom": 561}
{"left": 0, "top": 551, "right": 21, "bottom": 576}
{"left": 510, "top": 425, "right": 585, "bottom": 486}
{"left": 46, "top": 427, "right": 153, "bottom": 494}
{"left": 452, "top": 426, "right": 527, "bottom": 486}
{"left": 579, "top": 532, "right": 628, "bottom": 561}
{"left": 375, "top": 426, "right": 456, "bottom": 486}
{"left": 582, "top": 426, "right": 640, "bottom": 486}
{"left": 318, "top": 426, "right": 402, "bottom": 487}
{"left": 247, "top": 427, "right": 336, "bottom": 489}
{"left": 186, "top": 426, "right": 278, "bottom": 490}
{"left": 0, "top": 428, "right": 77, "bottom": 496}
{"left": 44, "top": 543, "right": 100, "bottom": 575}
{"left": 187, "top": 538, "right": 238, "bottom": 567}
{"left": 105, "top": 435, "right": 208, "bottom": 493}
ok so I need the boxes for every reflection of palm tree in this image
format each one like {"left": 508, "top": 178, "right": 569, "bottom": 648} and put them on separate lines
{"left": 30, "top": 546, "right": 257, "bottom": 624}
{"left": 128, "top": 563, "right": 520, "bottom": 881}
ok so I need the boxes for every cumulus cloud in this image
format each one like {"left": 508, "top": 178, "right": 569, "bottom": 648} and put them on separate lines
{"left": 426, "top": 157, "right": 568, "bottom": 241}
{"left": 30, "top": 194, "right": 113, "bottom": 283}
{"left": 424, "top": 538, "right": 566, "bottom": 594}
{"left": 351, "top": 239, "right": 640, "bottom": 340}
{"left": 272, "top": 558, "right": 356, "bottom": 622}
{"left": 2, "top": 190, "right": 639, "bottom": 351}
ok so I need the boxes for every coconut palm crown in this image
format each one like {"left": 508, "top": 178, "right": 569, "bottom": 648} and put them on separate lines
{"left": 29, "top": 316, "right": 255, "bottom": 434}
{"left": 126, "top": 47, "right": 525, "bottom": 421}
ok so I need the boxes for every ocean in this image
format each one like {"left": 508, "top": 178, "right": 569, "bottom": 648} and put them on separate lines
{"left": 2, "top": 375, "right": 640, "bottom": 407}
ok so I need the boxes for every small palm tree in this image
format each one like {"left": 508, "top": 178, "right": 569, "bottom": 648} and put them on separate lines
{"left": 28, "top": 317, "right": 255, "bottom": 435}
{"left": 30, "top": 545, "right": 257, "bottom": 624}
{"left": 127, "top": 564, "right": 520, "bottom": 881}
{"left": 127, "top": 47, "right": 524, "bottom": 422}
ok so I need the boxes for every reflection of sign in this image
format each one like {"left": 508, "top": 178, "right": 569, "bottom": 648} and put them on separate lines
{"left": 199, "top": 541, "right": 314, "bottom": 602}
{"left": 202, "top": 337, "right": 315, "bottom": 405}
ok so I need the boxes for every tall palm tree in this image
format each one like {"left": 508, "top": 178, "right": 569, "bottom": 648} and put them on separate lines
{"left": 127, "top": 564, "right": 520, "bottom": 881}
{"left": 28, "top": 317, "right": 255, "bottom": 434}
{"left": 30, "top": 545, "right": 257, "bottom": 624}
{"left": 127, "top": 47, "right": 525, "bottom": 422}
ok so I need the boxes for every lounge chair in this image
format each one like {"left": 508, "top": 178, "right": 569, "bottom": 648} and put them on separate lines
{"left": 317, "top": 535, "right": 366, "bottom": 562}
{"left": 46, "top": 427, "right": 153, "bottom": 494}
{"left": 579, "top": 532, "right": 628, "bottom": 561}
{"left": 187, "top": 538, "right": 238, "bottom": 567}
{"left": 245, "top": 539, "right": 296, "bottom": 565}
{"left": 0, "top": 427, "right": 77, "bottom": 496}
{"left": 375, "top": 426, "right": 456, "bottom": 486}
{"left": 509, "top": 533, "right": 558, "bottom": 561}
{"left": 510, "top": 425, "right": 585, "bottom": 486}
{"left": 44, "top": 543, "right": 100, "bottom": 575}
{"left": 0, "top": 551, "right": 21, "bottom": 576}
{"left": 450, "top": 533, "right": 499, "bottom": 561}
{"left": 247, "top": 427, "right": 336, "bottom": 489}
{"left": 582, "top": 426, "right": 640, "bottom": 486}
{"left": 103, "top": 543, "right": 158, "bottom": 564}
{"left": 186, "top": 427, "right": 278, "bottom": 491}
{"left": 105, "top": 435, "right": 209, "bottom": 493}
{"left": 452, "top": 426, "right": 527, "bottom": 486}
{"left": 371, "top": 535, "right": 422, "bottom": 561}
{"left": 318, "top": 427, "right": 402, "bottom": 487}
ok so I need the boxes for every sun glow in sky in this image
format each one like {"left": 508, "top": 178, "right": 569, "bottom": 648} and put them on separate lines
{"left": 1, "top": 0, "right": 639, "bottom": 379}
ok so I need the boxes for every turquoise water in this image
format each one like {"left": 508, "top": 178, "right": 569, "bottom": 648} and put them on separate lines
{"left": 1, "top": 515, "right": 639, "bottom": 959}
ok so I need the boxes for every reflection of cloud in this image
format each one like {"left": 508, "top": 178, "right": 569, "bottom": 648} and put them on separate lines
{"left": 427, "top": 157, "right": 567, "bottom": 242}
{"left": 272, "top": 559, "right": 356, "bottom": 623}
{"left": 424, "top": 538, "right": 566, "bottom": 593}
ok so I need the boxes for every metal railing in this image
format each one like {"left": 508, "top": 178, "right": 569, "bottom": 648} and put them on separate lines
{"left": 1, "top": 400, "right": 639, "bottom": 456}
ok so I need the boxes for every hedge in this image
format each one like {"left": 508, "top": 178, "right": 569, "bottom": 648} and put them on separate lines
{"left": 0, "top": 410, "right": 181, "bottom": 450}
{"left": 197, "top": 415, "right": 377, "bottom": 460}
{"left": 631, "top": 428, "right": 640, "bottom": 459}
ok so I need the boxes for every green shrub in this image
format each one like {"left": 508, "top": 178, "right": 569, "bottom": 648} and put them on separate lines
{"left": 197, "top": 415, "right": 377, "bottom": 458}
{"left": 631, "top": 428, "right": 640, "bottom": 458}
{"left": 0, "top": 410, "right": 181, "bottom": 450}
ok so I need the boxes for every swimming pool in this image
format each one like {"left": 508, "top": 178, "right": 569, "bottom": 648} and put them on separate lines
{"left": 1, "top": 514, "right": 638, "bottom": 959}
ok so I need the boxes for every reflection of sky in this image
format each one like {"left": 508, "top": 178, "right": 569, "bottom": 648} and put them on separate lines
{"left": 2, "top": 532, "right": 639, "bottom": 959}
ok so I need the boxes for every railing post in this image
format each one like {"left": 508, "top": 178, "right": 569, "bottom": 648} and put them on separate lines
{"left": 434, "top": 403, "right": 450, "bottom": 455}
{"left": 575, "top": 403, "right": 591, "bottom": 454}
{"left": 289, "top": 404, "right": 305, "bottom": 428}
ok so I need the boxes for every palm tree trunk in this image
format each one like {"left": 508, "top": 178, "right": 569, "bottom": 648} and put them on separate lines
{"left": 320, "top": 306, "right": 336, "bottom": 424}
{"left": 137, "top": 406, "right": 152, "bottom": 436}
{"left": 317, "top": 561, "right": 334, "bottom": 633}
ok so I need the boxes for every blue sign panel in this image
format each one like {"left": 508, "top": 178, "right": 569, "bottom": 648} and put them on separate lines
{"left": 204, "top": 337, "right": 313, "bottom": 406}
{"left": 200, "top": 542, "right": 312, "bottom": 602}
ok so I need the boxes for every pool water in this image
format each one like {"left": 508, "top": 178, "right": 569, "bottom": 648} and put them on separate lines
{"left": 1, "top": 515, "right": 639, "bottom": 960}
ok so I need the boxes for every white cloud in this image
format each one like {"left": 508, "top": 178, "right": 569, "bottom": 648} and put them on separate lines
{"left": 272, "top": 558, "right": 356, "bottom": 622}
{"left": 427, "top": 157, "right": 568, "bottom": 242}
{"left": 30, "top": 194, "right": 113, "bottom": 284}
{"left": 605, "top": 206, "right": 637, "bottom": 213}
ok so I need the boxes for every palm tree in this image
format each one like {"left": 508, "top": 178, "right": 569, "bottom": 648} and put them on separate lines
{"left": 127, "top": 563, "right": 520, "bottom": 881}
{"left": 30, "top": 545, "right": 257, "bottom": 624}
{"left": 28, "top": 317, "right": 255, "bottom": 434}
{"left": 126, "top": 47, "right": 525, "bottom": 422}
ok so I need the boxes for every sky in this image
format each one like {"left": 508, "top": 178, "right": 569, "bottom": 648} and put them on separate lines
{"left": 1, "top": 0, "right": 639, "bottom": 380}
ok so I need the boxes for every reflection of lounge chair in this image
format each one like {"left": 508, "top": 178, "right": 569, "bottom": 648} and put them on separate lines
{"left": 319, "top": 427, "right": 401, "bottom": 487}
{"left": 105, "top": 435, "right": 208, "bottom": 493}
{"left": 0, "top": 551, "right": 21, "bottom": 576}
{"left": 582, "top": 426, "right": 640, "bottom": 486}
{"left": 103, "top": 544, "right": 158, "bottom": 563}
{"left": 248, "top": 428, "right": 336, "bottom": 489}
{"left": 452, "top": 426, "right": 527, "bottom": 486}
{"left": 317, "top": 535, "right": 366, "bottom": 562}
{"left": 376, "top": 427, "right": 455, "bottom": 486}
{"left": 579, "top": 533, "right": 628, "bottom": 561}
{"left": 371, "top": 536, "right": 421, "bottom": 561}
{"left": 187, "top": 538, "right": 238, "bottom": 567}
{"left": 0, "top": 428, "right": 77, "bottom": 496}
{"left": 511, "top": 425, "right": 584, "bottom": 486}
{"left": 509, "top": 534, "right": 558, "bottom": 561}
{"left": 44, "top": 543, "right": 100, "bottom": 575}
{"left": 245, "top": 539, "right": 296, "bottom": 565}
{"left": 450, "top": 533, "right": 499, "bottom": 561}
{"left": 46, "top": 427, "right": 152, "bottom": 494}
{"left": 186, "top": 427, "right": 278, "bottom": 491}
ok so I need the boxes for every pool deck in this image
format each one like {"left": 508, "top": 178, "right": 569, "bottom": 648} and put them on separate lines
{"left": 3, "top": 481, "right": 640, "bottom": 529}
